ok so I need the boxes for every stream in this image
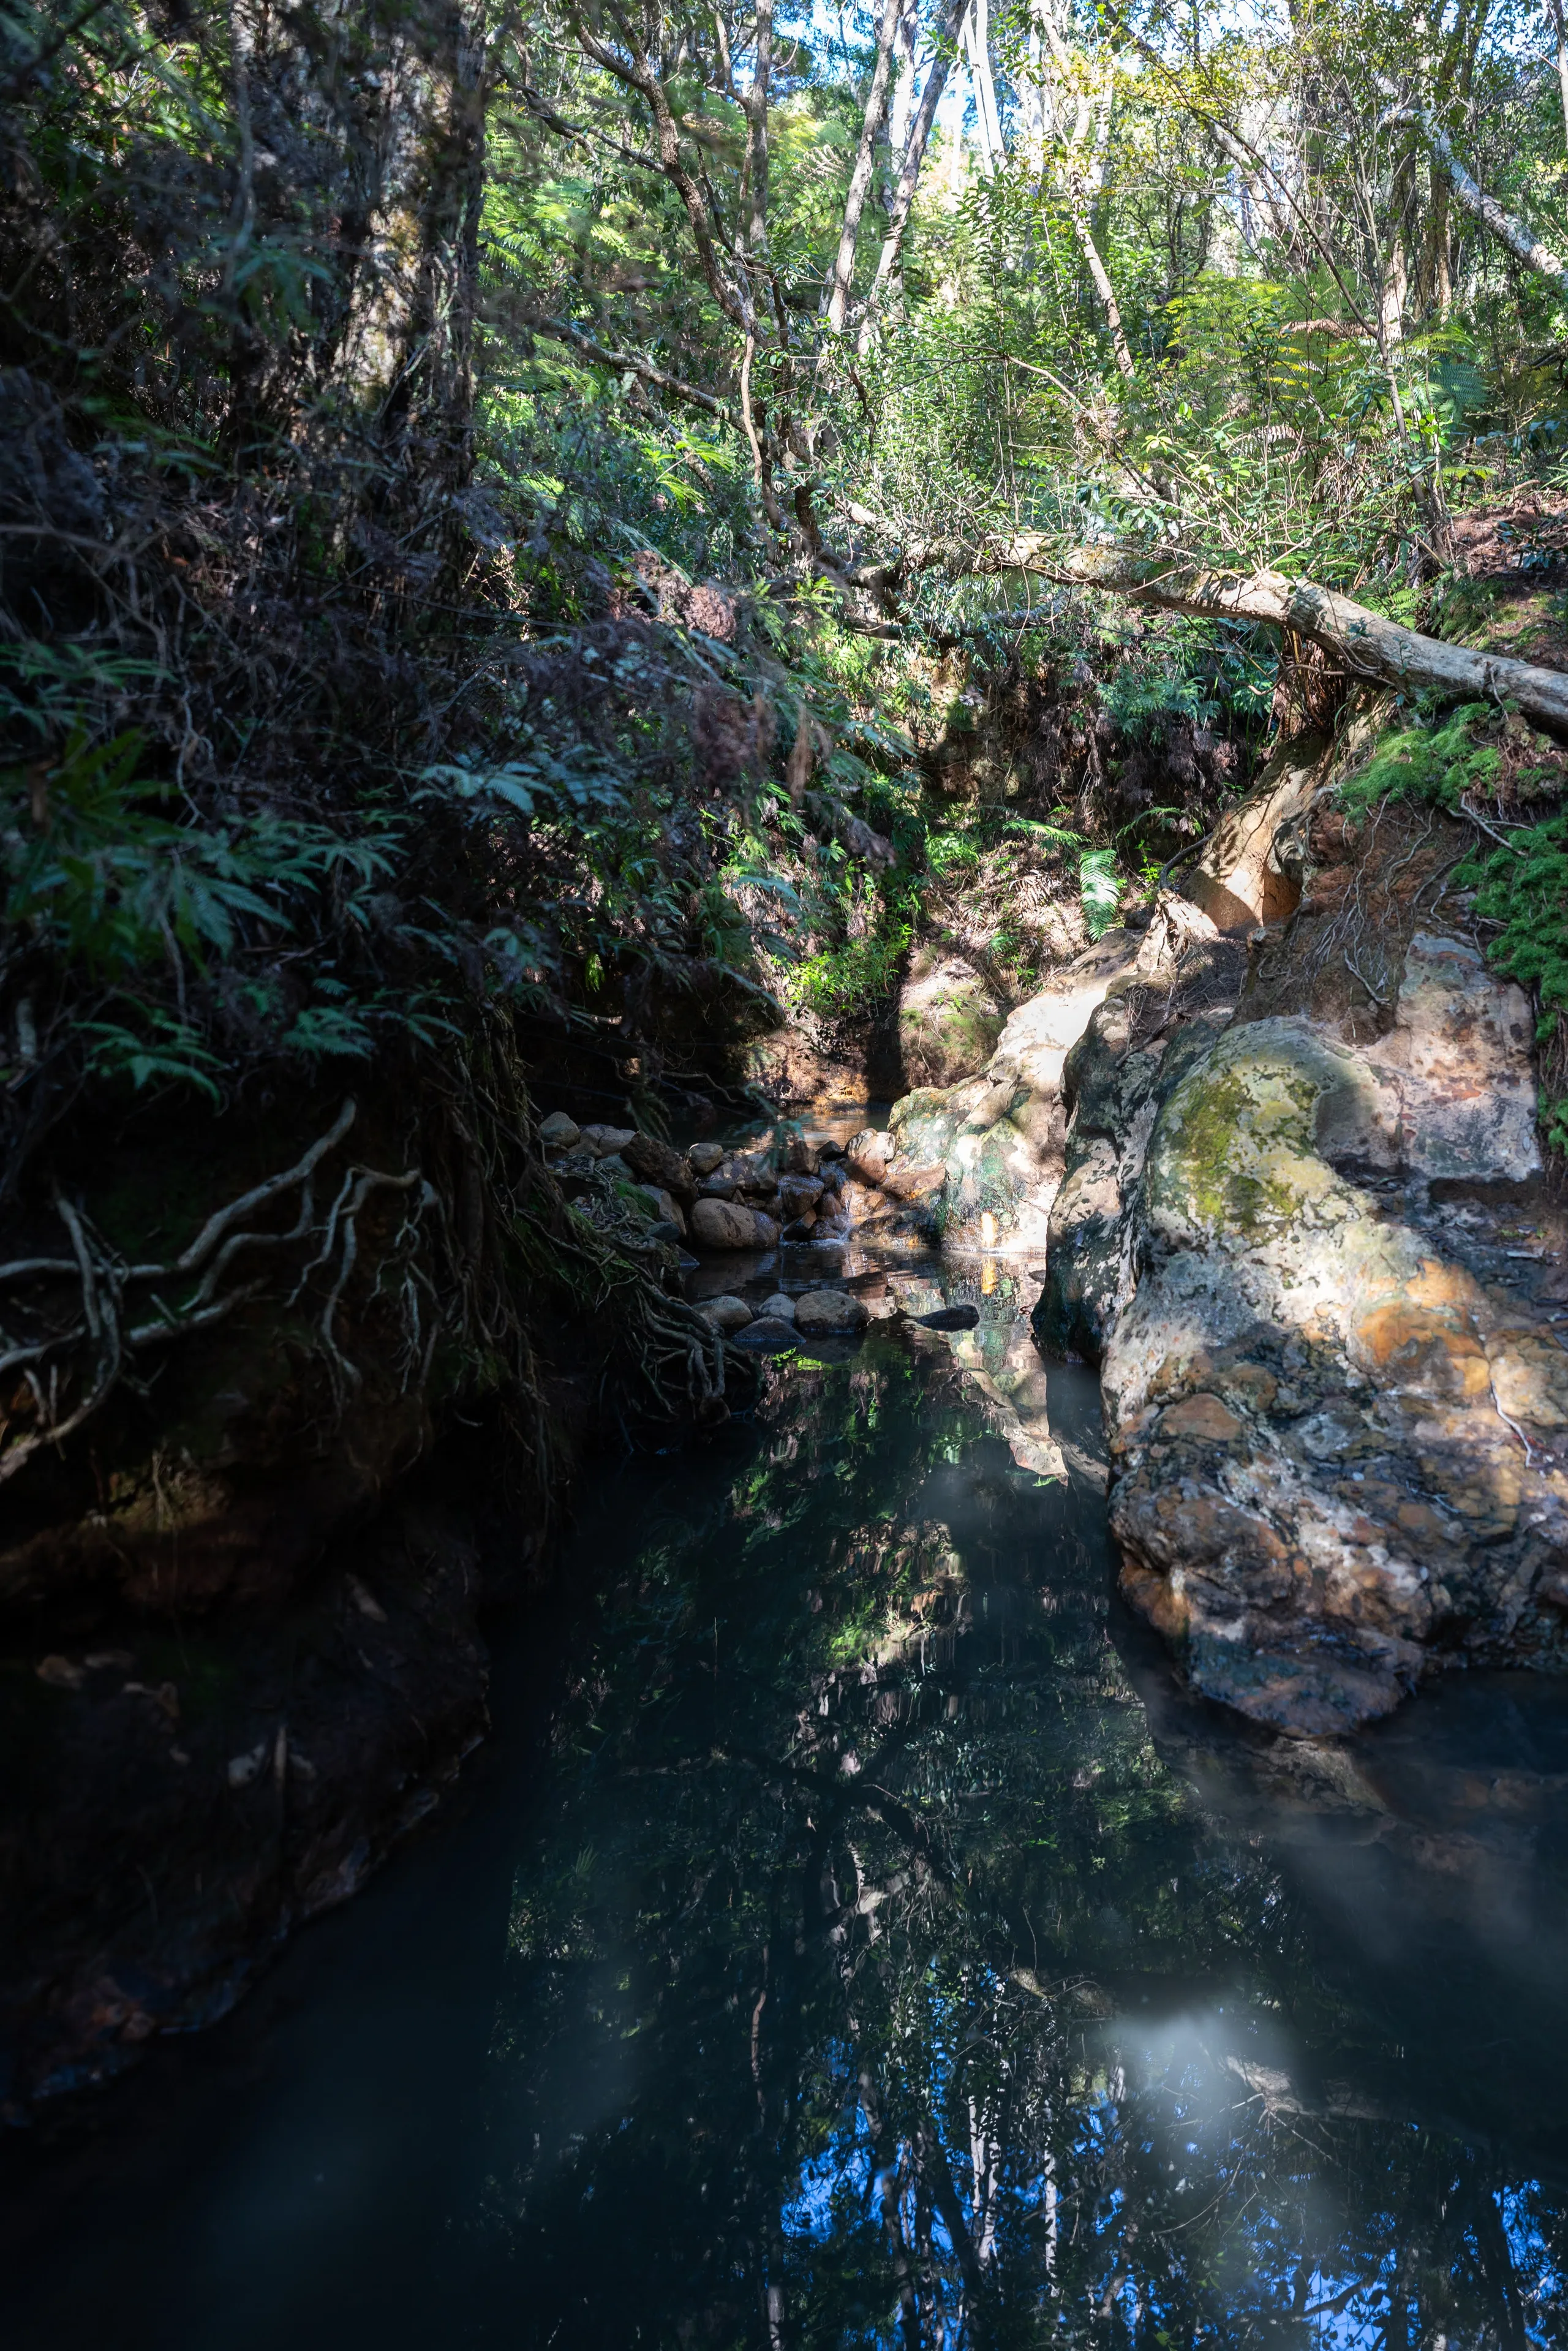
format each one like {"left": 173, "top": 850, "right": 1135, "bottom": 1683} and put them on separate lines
{"left": 6, "top": 1285, "right": 1568, "bottom": 2347}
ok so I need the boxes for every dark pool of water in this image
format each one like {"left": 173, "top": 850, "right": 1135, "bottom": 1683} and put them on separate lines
{"left": 6, "top": 1314, "right": 1568, "bottom": 2349}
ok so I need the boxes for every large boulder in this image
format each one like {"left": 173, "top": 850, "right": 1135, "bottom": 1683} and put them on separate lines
{"left": 691, "top": 1198, "right": 766, "bottom": 1251}
{"left": 897, "top": 950, "right": 1004, "bottom": 1089}
{"left": 1037, "top": 782, "right": 1568, "bottom": 1736}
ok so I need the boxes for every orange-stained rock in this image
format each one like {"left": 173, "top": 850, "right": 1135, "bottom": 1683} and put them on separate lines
{"left": 1036, "top": 787, "right": 1567, "bottom": 1735}
{"left": 1158, "top": 1392, "right": 1243, "bottom": 1443}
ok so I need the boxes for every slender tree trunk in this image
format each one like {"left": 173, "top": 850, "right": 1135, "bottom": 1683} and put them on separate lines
{"left": 744, "top": 0, "right": 774, "bottom": 252}
{"left": 858, "top": 0, "right": 967, "bottom": 345}
{"left": 885, "top": 0, "right": 916, "bottom": 193}
{"left": 963, "top": 0, "right": 1004, "bottom": 170}
{"left": 1550, "top": 0, "right": 1568, "bottom": 148}
{"left": 1428, "top": 165, "right": 1453, "bottom": 315}
{"left": 1381, "top": 98, "right": 1567, "bottom": 281}
{"left": 825, "top": 0, "right": 902, "bottom": 330}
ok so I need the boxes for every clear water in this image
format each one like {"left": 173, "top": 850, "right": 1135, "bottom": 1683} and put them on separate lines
{"left": 7, "top": 1308, "right": 1568, "bottom": 2349}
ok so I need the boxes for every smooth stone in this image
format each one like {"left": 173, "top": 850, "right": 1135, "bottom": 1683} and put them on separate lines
{"left": 757, "top": 1293, "right": 796, "bottom": 1323}
{"left": 539, "top": 1111, "right": 581, "bottom": 1149}
{"left": 698, "top": 1294, "right": 752, "bottom": 1332}
{"left": 794, "top": 1288, "right": 870, "bottom": 1334}
{"left": 687, "top": 1142, "right": 726, "bottom": 1176}
{"left": 729, "top": 1315, "right": 797, "bottom": 1351}
{"left": 646, "top": 1220, "right": 684, "bottom": 1244}
{"left": 691, "top": 1198, "right": 761, "bottom": 1251}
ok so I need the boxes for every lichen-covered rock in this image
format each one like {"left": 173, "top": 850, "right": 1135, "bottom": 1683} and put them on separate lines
{"left": 1038, "top": 801, "right": 1568, "bottom": 1737}
{"left": 897, "top": 951, "right": 1003, "bottom": 1089}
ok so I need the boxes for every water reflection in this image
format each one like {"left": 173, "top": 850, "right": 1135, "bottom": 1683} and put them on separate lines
{"left": 7, "top": 1313, "right": 1568, "bottom": 2349}
{"left": 478, "top": 1321, "right": 1568, "bottom": 2348}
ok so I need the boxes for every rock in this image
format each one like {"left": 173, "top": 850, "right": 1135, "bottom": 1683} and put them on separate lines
{"left": 579, "top": 1123, "right": 637, "bottom": 1157}
{"left": 35, "top": 1655, "right": 84, "bottom": 1690}
{"left": 782, "top": 1134, "right": 823, "bottom": 1175}
{"left": 914, "top": 1304, "right": 980, "bottom": 1330}
{"left": 698, "top": 1294, "right": 753, "bottom": 1332}
{"left": 647, "top": 1220, "right": 684, "bottom": 1245}
{"left": 622, "top": 1131, "right": 697, "bottom": 1204}
{"left": 697, "top": 1174, "right": 737, "bottom": 1198}
{"left": 758, "top": 1293, "right": 797, "bottom": 1323}
{"left": 1035, "top": 768, "right": 1568, "bottom": 1737}
{"left": 880, "top": 1158, "right": 949, "bottom": 1203}
{"left": 634, "top": 1183, "right": 687, "bottom": 1235}
{"left": 898, "top": 949, "right": 1004, "bottom": 1088}
{"left": 845, "top": 1127, "right": 894, "bottom": 1184}
{"left": 728, "top": 1150, "right": 778, "bottom": 1197}
{"left": 729, "top": 1315, "right": 798, "bottom": 1351}
{"left": 688, "top": 1142, "right": 726, "bottom": 1176}
{"left": 690, "top": 1198, "right": 763, "bottom": 1251}
{"left": 782, "top": 1217, "right": 817, "bottom": 1242}
{"left": 794, "top": 1287, "right": 870, "bottom": 1335}
{"left": 226, "top": 1740, "right": 268, "bottom": 1789}
{"left": 751, "top": 1211, "right": 780, "bottom": 1249}
{"left": 777, "top": 1174, "right": 823, "bottom": 1221}
{"left": 538, "top": 1112, "right": 581, "bottom": 1150}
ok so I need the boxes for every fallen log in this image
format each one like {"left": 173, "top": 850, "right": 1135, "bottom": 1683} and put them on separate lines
{"left": 1038, "top": 546, "right": 1568, "bottom": 739}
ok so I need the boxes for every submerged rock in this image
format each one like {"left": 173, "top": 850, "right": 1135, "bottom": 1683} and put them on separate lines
{"left": 730, "top": 1315, "right": 798, "bottom": 1351}
{"left": 699, "top": 1295, "right": 753, "bottom": 1332}
{"left": 795, "top": 1288, "right": 870, "bottom": 1335}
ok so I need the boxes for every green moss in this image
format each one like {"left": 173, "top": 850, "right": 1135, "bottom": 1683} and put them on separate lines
{"left": 1153, "top": 1049, "right": 1330, "bottom": 1239}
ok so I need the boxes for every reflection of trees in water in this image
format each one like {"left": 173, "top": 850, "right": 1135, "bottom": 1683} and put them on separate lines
{"left": 484, "top": 1332, "right": 1567, "bottom": 2348}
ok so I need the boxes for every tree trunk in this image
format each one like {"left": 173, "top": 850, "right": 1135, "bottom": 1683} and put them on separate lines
{"left": 963, "top": 0, "right": 1003, "bottom": 172}
{"left": 825, "top": 0, "right": 902, "bottom": 330}
{"left": 744, "top": 0, "right": 774, "bottom": 252}
{"left": 1550, "top": 0, "right": 1568, "bottom": 148}
{"left": 1053, "top": 547, "right": 1568, "bottom": 736}
{"left": 1381, "top": 100, "right": 1567, "bottom": 282}
{"left": 858, "top": 0, "right": 967, "bottom": 345}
